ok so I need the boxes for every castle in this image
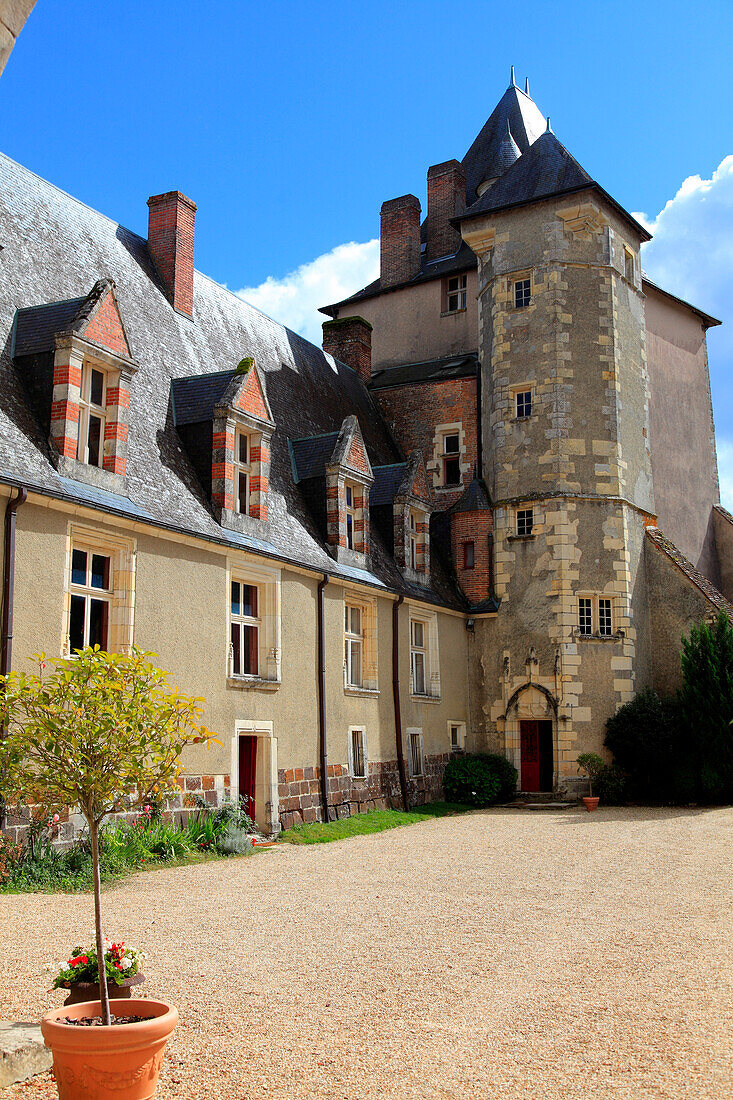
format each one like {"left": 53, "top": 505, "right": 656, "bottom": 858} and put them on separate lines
{"left": 0, "top": 72, "right": 729, "bottom": 840}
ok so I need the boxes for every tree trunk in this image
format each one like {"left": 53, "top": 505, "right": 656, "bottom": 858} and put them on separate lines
{"left": 88, "top": 818, "right": 111, "bottom": 1025}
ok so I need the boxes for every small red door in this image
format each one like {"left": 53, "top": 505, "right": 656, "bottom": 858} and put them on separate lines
{"left": 520, "top": 720, "right": 540, "bottom": 792}
{"left": 238, "top": 735, "right": 258, "bottom": 818}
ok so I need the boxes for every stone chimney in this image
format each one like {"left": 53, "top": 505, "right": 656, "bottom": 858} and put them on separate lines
{"left": 147, "top": 191, "right": 197, "bottom": 318}
{"left": 380, "top": 194, "right": 421, "bottom": 288}
{"left": 425, "top": 160, "right": 465, "bottom": 261}
{"left": 322, "top": 317, "right": 372, "bottom": 384}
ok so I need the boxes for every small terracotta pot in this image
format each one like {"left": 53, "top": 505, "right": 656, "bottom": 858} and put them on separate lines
{"left": 63, "top": 972, "right": 145, "bottom": 1006}
{"left": 41, "top": 997, "right": 178, "bottom": 1100}
{"left": 583, "top": 796, "right": 600, "bottom": 812}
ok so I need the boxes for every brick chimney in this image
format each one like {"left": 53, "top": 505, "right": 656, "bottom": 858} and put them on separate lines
{"left": 425, "top": 160, "right": 465, "bottom": 261}
{"left": 322, "top": 317, "right": 372, "bottom": 384}
{"left": 380, "top": 194, "right": 421, "bottom": 289}
{"left": 147, "top": 191, "right": 197, "bottom": 318}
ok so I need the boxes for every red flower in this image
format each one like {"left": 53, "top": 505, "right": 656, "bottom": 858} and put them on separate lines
{"left": 80, "top": 956, "right": 88, "bottom": 964}
{"left": 252, "top": 838, "right": 257, "bottom": 847}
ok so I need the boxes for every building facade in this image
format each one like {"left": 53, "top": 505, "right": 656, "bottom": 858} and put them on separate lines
{"left": 0, "top": 73, "right": 730, "bottom": 842}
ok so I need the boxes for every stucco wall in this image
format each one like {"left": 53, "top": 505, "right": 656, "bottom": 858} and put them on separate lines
{"left": 713, "top": 506, "right": 733, "bottom": 603}
{"left": 645, "top": 286, "right": 720, "bottom": 582}
{"left": 337, "top": 271, "right": 478, "bottom": 371}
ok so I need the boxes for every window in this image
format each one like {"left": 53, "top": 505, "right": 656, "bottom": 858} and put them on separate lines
{"left": 69, "top": 547, "right": 111, "bottom": 651}
{"left": 345, "top": 481, "right": 357, "bottom": 551}
{"left": 446, "top": 274, "right": 467, "bottom": 313}
{"left": 463, "top": 541, "right": 475, "bottom": 570}
{"left": 234, "top": 431, "right": 253, "bottom": 516}
{"left": 442, "top": 434, "right": 461, "bottom": 486}
{"left": 230, "top": 580, "right": 260, "bottom": 676}
{"left": 624, "top": 249, "right": 635, "bottom": 283}
{"left": 514, "top": 278, "right": 531, "bottom": 308}
{"left": 449, "top": 722, "right": 466, "bottom": 752}
{"left": 515, "top": 390, "right": 532, "bottom": 418}
{"left": 77, "top": 364, "right": 106, "bottom": 467}
{"left": 408, "top": 730, "right": 425, "bottom": 777}
{"left": 344, "top": 603, "right": 363, "bottom": 687}
{"left": 410, "top": 619, "right": 426, "bottom": 695}
{"left": 349, "top": 728, "right": 367, "bottom": 779}
{"left": 598, "top": 598, "right": 613, "bottom": 637}
{"left": 578, "top": 597, "right": 593, "bottom": 636}
{"left": 408, "top": 512, "right": 418, "bottom": 571}
{"left": 517, "top": 508, "right": 534, "bottom": 537}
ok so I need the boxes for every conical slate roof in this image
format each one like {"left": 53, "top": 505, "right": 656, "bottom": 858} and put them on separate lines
{"left": 461, "top": 80, "right": 546, "bottom": 203}
{"left": 493, "top": 122, "right": 522, "bottom": 176}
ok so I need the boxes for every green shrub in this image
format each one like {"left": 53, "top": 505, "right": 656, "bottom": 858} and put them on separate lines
{"left": 443, "top": 753, "right": 516, "bottom": 807}
{"left": 596, "top": 764, "right": 627, "bottom": 805}
{"left": 605, "top": 687, "right": 679, "bottom": 800}
{"left": 678, "top": 611, "right": 733, "bottom": 802}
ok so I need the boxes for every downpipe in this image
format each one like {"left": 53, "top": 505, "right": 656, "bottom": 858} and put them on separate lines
{"left": 317, "top": 574, "right": 330, "bottom": 821}
{"left": 392, "top": 594, "right": 409, "bottom": 810}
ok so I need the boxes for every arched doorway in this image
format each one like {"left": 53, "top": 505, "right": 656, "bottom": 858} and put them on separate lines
{"left": 504, "top": 684, "right": 557, "bottom": 793}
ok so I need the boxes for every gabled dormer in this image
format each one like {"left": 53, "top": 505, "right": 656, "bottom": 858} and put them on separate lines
{"left": 12, "top": 278, "right": 138, "bottom": 493}
{"left": 171, "top": 356, "right": 275, "bottom": 534}
{"left": 289, "top": 415, "right": 374, "bottom": 567}
{"left": 371, "top": 450, "right": 433, "bottom": 585}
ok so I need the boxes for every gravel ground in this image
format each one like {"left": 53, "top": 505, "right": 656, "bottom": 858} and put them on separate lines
{"left": 1, "top": 806, "right": 732, "bottom": 1099}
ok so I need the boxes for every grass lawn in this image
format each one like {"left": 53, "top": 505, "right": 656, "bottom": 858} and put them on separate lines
{"left": 278, "top": 801, "right": 469, "bottom": 844}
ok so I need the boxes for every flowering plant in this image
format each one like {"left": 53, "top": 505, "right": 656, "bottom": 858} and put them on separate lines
{"left": 52, "top": 938, "right": 143, "bottom": 989}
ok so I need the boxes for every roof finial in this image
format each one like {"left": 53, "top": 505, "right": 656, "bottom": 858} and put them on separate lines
{"left": 510, "top": 65, "right": 516, "bottom": 87}
{"left": 524, "top": 77, "right": 530, "bottom": 96}
{"left": 545, "top": 116, "right": 553, "bottom": 133}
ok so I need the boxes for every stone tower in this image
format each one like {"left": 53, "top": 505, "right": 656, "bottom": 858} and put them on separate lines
{"left": 458, "top": 128, "right": 655, "bottom": 795}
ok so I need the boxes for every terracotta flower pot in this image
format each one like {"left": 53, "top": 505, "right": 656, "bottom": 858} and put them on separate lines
{"left": 63, "top": 971, "right": 145, "bottom": 1006}
{"left": 583, "top": 796, "right": 600, "bottom": 812}
{"left": 41, "top": 997, "right": 178, "bottom": 1100}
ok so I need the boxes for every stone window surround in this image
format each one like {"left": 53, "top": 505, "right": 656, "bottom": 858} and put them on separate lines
{"left": 326, "top": 465, "right": 373, "bottom": 567}
{"left": 229, "top": 720, "right": 279, "bottom": 834}
{"left": 574, "top": 592, "right": 620, "bottom": 641}
{"left": 448, "top": 720, "right": 466, "bottom": 752}
{"left": 409, "top": 608, "right": 441, "bottom": 701}
{"left": 347, "top": 726, "right": 369, "bottom": 781}
{"left": 51, "top": 333, "right": 137, "bottom": 496}
{"left": 62, "top": 523, "right": 136, "bottom": 658}
{"left": 511, "top": 270, "right": 533, "bottom": 309}
{"left": 395, "top": 499, "right": 431, "bottom": 585}
{"left": 226, "top": 557, "right": 281, "bottom": 689}
{"left": 406, "top": 727, "right": 425, "bottom": 777}
{"left": 342, "top": 589, "right": 379, "bottom": 694}
{"left": 429, "top": 422, "right": 469, "bottom": 492}
{"left": 511, "top": 383, "right": 533, "bottom": 421}
{"left": 442, "top": 273, "right": 467, "bottom": 316}
{"left": 213, "top": 406, "right": 274, "bottom": 534}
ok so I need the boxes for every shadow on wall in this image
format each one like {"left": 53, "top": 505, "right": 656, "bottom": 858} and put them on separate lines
{"left": 0, "top": 1, "right": 37, "bottom": 76}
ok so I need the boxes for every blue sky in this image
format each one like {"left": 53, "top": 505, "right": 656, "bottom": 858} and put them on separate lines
{"left": 2, "top": 1, "right": 733, "bottom": 491}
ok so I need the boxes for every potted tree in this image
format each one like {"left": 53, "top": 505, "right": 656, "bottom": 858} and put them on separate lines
{"left": 0, "top": 646, "right": 217, "bottom": 1099}
{"left": 576, "top": 752, "right": 605, "bottom": 811}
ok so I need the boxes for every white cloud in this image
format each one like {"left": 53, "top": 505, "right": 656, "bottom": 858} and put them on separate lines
{"left": 236, "top": 239, "right": 379, "bottom": 346}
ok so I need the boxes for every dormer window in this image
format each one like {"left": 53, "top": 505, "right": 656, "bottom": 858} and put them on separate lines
{"left": 345, "top": 481, "right": 358, "bottom": 550}
{"left": 77, "top": 364, "right": 107, "bottom": 467}
{"left": 409, "top": 511, "right": 419, "bottom": 570}
{"left": 235, "top": 430, "right": 253, "bottom": 515}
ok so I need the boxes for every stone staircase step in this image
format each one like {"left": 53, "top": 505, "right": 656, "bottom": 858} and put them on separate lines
{"left": 0, "top": 1021, "right": 52, "bottom": 1087}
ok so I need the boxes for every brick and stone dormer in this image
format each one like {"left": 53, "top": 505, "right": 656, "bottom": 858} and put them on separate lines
{"left": 170, "top": 357, "right": 275, "bottom": 537}
{"left": 12, "top": 278, "right": 138, "bottom": 495}
{"left": 448, "top": 478, "right": 494, "bottom": 606}
{"left": 393, "top": 451, "right": 433, "bottom": 585}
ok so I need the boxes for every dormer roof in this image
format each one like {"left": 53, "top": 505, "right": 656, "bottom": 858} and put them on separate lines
{"left": 12, "top": 278, "right": 135, "bottom": 362}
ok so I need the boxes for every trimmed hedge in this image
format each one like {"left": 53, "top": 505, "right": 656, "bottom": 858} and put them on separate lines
{"left": 443, "top": 753, "right": 518, "bottom": 807}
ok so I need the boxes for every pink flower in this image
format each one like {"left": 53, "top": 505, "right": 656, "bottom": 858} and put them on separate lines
{"left": 52, "top": 814, "right": 60, "bottom": 824}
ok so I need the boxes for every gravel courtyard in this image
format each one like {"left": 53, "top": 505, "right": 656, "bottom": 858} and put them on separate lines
{"left": 2, "top": 806, "right": 732, "bottom": 1099}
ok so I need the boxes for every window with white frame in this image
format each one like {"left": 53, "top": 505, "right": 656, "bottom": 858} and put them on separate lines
{"left": 517, "top": 507, "right": 534, "bottom": 536}
{"left": 410, "top": 612, "right": 440, "bottom": 698}
{"left": 577, "top": 595, "right": 613, "bottom": 638}
{"left": 69, "top": 546, "right": 111, "bottom": 651}
{"left": 515, "top": 389, "right": 532, "bottom": 418}
{"left": 345, "top": 481, "right": 358, "bottom": 551}
{"left": 514, "top": 278, "right": 531, "bottom": 308}
{"left": 599, "top": 597, "right": 613, "bottom": 636}
{"left": 445, "top": 274, "right": 467, "bottom": 313}
{"left": 228, "top": 561, "right": 281, "bottom": 683}
{"left": 344, "top": 602, "right": 363, "bottom": 687}
{"left": 343, "top": 594, "right": 378, "bottom": 691}
{"left": 442, "top": 433, "right": 461, "bottom": 486}
{"left": 578, "top": 597, "right": 593, "bottom": 636}
{"left": 65, "top": 527, "right": 135, "bottom": 657}
{"left": 449, "top": 721, "right": 466, "bottom": 752}
{"left": 408, "top": 729, "right": 425, "bottom": 777}
{"left": 234, "top": 430, "right": 253, "bottom": 516}
{"left": 77, "top": 364, "right": 107, "bottom": 467}
{"left": 349, "top": 727, "right": 367, "bottom": 779}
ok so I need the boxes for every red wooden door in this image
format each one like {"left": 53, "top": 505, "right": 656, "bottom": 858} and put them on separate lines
{"left": 520, "top": 720, "right": 540, "bottom": 792}
{"left": 238, "top": 735, "right": 258, "bottom": 818}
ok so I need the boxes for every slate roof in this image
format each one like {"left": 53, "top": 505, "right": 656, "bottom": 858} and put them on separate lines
{"left": 12, "top": 297, "right": 86, "bottom": 356}
{"left": 170, "top": 370, "right": 238, "bottom": 426}
{"left": 448, "top": 478, "right": 492, "bottom": 513}
{"left": 370, "top": 353, "right": 478, "bottom": 391}
{"left": 460, "top": 82, "right": 547, "bottom": 204}
{"left": 458, "top": 130, "right": 652, "bottom": 241}
{"left": 370, "top": 464, "right": 408, "bottom": 506}
{"left": 0, "top": 151, "right": 463, "bottom": 610}
{"left": 288, "top": 433, "right": 339, "bottom": 483}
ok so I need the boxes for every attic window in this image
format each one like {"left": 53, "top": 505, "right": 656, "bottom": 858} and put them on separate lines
{"left": 235, "top": 430, "right": 253, "bottom": 516}
{"left": 77, "top": 364, "right": 107, "bottom": 468}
